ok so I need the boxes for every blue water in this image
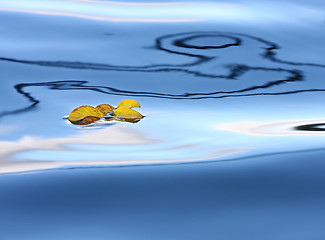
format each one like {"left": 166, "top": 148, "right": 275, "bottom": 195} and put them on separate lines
{"left": 1, "top": 0, "right": 325, "bottom": 239}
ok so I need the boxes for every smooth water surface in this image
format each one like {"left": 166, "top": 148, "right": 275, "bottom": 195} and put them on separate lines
{"left": 0, "top": 0, "right": 325, "bottom": 239}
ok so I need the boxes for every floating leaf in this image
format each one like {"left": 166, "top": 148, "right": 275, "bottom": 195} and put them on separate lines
{"left": 69, "top": 116, "right": 100, "bottom": 125}
{"left": 113, "top": 107, "right": 143, "bottom": 120}
{"left": 117, "top": 99, "right": 141, "bottom": 109}
{"left": 68, "top": 100, "right": 143, "bottom": 126}
{"left": 96, "top": 104, "right": 114, "bottom": 115}
{"left": 68, "top": 106, "right": 104, "bottom": 122}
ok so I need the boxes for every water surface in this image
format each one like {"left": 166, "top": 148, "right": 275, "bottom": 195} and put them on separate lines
{"left": 1, "top": 0, "right": 325, "bottom": 239}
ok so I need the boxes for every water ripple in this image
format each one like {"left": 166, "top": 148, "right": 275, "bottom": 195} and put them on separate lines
{"left": 3, "top": 31, "right": 323, "bottom": 119}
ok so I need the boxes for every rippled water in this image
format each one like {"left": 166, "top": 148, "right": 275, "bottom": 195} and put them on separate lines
{"left": 1, "top": 0, "right": 325, "bottom": 239}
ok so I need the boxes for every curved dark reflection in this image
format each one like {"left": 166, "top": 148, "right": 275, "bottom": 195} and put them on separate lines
{"left": 1, "top": 31, "right": 324, "bottom": 74}
{"left": 0, "top": 84, "right": 40, "bottom": 119}
{"left": 5, "top": 79, "right": 325, "bottom": 120}
{"left": 295, "top": 123, "right": 325, "bottom": 131}
{"left": 173, "top": 34, "right": 241, "bottom": 50}
{"left": 1, "top": 31, "right": 325, "bottom": 119}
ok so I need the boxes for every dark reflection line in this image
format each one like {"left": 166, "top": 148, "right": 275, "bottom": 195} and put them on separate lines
{"left": 267, "top": 55, "right": 325, "bottom": 68}
{"left": 222, "top": 32, "right": 325, "bottom": 68}
{"left": 53, "top": 68, "right": 302, "bottom": 98}
{"left": 177, "top": 89, "right": 325, "bottom": 100}
{"left": 0, "top": 84, "right": 39, "bottom": 119}
{"left": 1, "top": 31, "right": 321, "bottom": 76}
{"left": 0, "top": 33, "right": 224, "bottom": 71}
{"left": 0, "top": 74, "right": 311, "bottom": 120}
{"left": 173, "top": 34, "right": 242, "bottom": 50}
{"left": 1, "top": 31, "right": 321, "bottom": 72}
{"left": 1, "top": 31, "right": 324, "bottom": 119}
{"left": 295, "top": 123, "right": 325, "bottom": 131}
{"left": 10, "top": 85, "right": 325, "bottom": 117}
{"left": 155, "top": 32, "right": 215, "bottom": 66}
{"left": 2, "top": 147, "right": 325, "bottom": 176}
{"left": 0, "top": 57, "right": 229, "bottom": 80}
{"left": 0, "top": 56, "right": 302, "bottom": 81}
{"left": 0, "top": 57, "right": 229, "bottom": 79}
{"left": 0, "top": 72, "right": 301, "bottom": 120}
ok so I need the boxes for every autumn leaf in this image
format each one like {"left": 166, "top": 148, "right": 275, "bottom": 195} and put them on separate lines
{"left": 68, "top": 106, "right": 104, "bottom": 122}
{"left": 117, "top": 99, "right": 141, "bottom": 109}
{"left": 69, "top": 116, "right": 101, "bottom": 125}
{"left": 113, "top": 107, "right": 143, "bottom": 120}
{"left": 96, "top": 104, "right": 114, "bottom": 115}
{"left": 68, "top": 100, "right": 143, "bottom": 126}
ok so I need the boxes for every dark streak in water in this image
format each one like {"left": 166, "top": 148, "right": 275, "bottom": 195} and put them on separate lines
{"left": 295, "top": 123, "right": 325, "bottom": 131}
{"left": 225, "top": 32, "right": 325, "bottom": 68}
{"left": 0, "top": 31, "right": 324, "bottom": 119}
{"left": 0, "top": 72, "right": 302, "bottom": 119}
{"left": 173, "top": 34, "right": 241, "bottom": 50}
{"left": 1, "top": 31, "right": 323, "bottom": 71}
{"left": 0, "top": 84, "right": 39, "bottom": 119}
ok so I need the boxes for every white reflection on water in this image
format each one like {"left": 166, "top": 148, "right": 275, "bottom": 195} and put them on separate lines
{"left": 0, "top": 0, "right": 323, "bottom": 23}
{"left": 0, "top": 124, "right": 155, "bottom": 158}
{"left": 71, "top": 0, "right": 186, "bottom": 6}
{"left": 0, "top": 122, "right": 248, "bottom": 174}
{"left": 216, "top": 119, "right": 325, "bottom": 136}
{"left": 0, "top": 7, "right": 199, "bottom": 23}
{"left": 3, "top": 114, "right": 325, "bottom": 174}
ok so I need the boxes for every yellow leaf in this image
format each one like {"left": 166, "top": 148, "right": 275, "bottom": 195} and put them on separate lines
{"left": 69, "top": 116, "right": 100, "bottom": 125}
{"left": 117, "top": 99, "right": 141, "bottom": 109}
{"left": 96, "top": 104, "right": 114, "bottom": 115}
{"left": 113, "top": 107, "right": 143, "bottom": 120}
{"left": 68, "top": 106, "right": 104, "bottom": 122}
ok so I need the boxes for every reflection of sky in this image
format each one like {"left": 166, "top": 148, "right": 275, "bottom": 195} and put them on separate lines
{"left": 0, "top": 0, "right": 323, "bottom": 23}
{"left": 3, "top": 108, "right": 325, "bottom": 174}
{"left": 1, "top": 2, "right": 325, "bottom": 239}
{"left": 2, "top": 110, "right": 249, "bottom": 164}
{"left": 15, "top": 142, "right": 242, "bottom": 162}
{"left": 1, "top": 0, "right": 325, "bottom": 173}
